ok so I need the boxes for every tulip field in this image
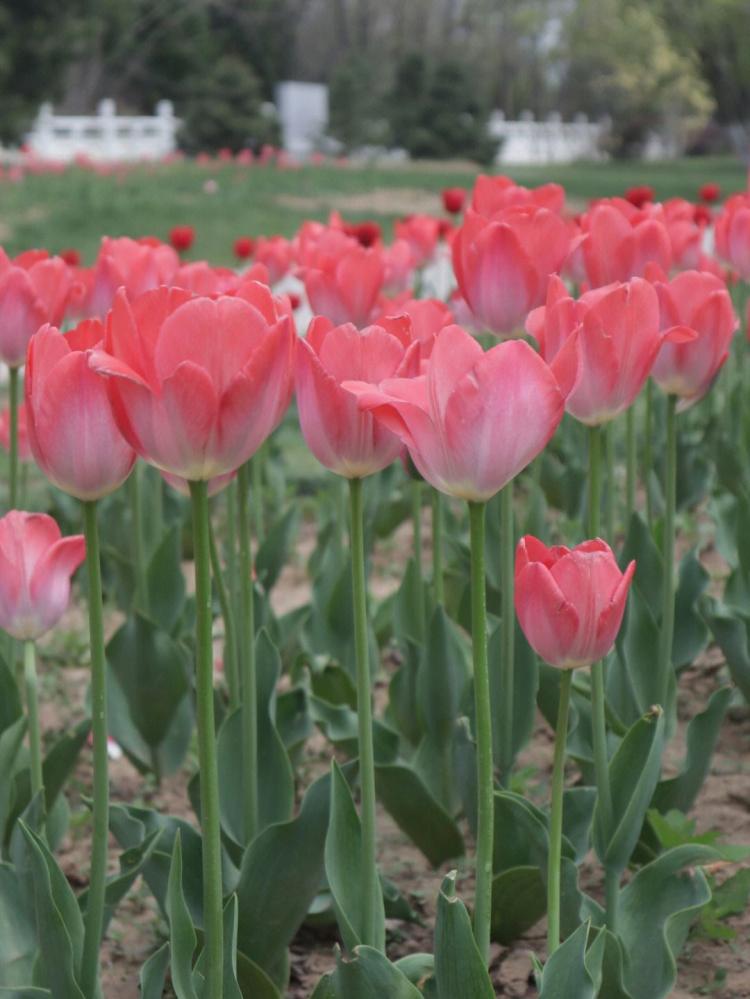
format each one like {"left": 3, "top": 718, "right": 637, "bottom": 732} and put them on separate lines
{"left": 1, "top": 155, "right": 750, "bottom": 999}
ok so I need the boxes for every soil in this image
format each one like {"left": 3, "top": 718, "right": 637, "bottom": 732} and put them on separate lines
{"left": 36, "top": 515, "right": 750, "bottom": 998}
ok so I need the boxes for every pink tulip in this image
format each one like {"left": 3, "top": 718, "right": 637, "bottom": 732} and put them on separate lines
{"left": 376, "top": 297, "right": 454, "bottom": 362}
{"left": 394, "top": 214, "right": 441, "bottom": 268}
{"left": 82, "top": 236, "right": 179, "bottom": 318}
{"left": 254, "top": 236, "right": 293, "bottom": 285}
{"left": 0, "top": 511, "right": 85, "bottom": 640}
{"left": 296, "top": 317, "right": 419, "bottom": 478}
{"left": 651, "top": 270, "right": 737, "bottom": 409}
{"left": 515, "top": 536, "right": 635, "bottom": 669}
{"left": 581, "top": 202, "right": 672, "bottom": 288}
{"left": 344, "top": 324, "right": 571, "bottom": 501}
{"left": 0, "top": 249, "right": 73, "bottom": 367}
{"left": 714, "top": 194, "right": 750, "bottom": 279}
{"left": 452, "top": 206, "right": 571, "bottom": 335}
{"left": 89, "top": 286, "right": 294, "bottom": 483}
{"left": 302, "top": 240, "right": 385, "bottom": 328}
{"left": 25, "top": 320, "right": 136, "bottom": 500}
{"left": 526, "top": 275, "right": 691, "bottom": 425}
{"left": 470, "top": 174, "right": 565, "bottom": 216}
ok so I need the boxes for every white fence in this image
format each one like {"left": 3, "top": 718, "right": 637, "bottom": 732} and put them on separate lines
{"left": 489, "top": 111, "right": 607, "bottom": 165}
{"left": 24, "top": 100, "right": 180, "bottom": 163}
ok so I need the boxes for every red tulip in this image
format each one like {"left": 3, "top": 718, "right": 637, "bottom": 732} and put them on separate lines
{"left": 296, "top": 318, "right": 419, "bottom": 478}
{"left": 581, "top": 202, "right": 671, "bottom": 288}
{"left": 452, "top": 206, "right": 571, "bottom": 335}
{"left": 624, "top": 185, "right": 655, "bottom": 208}
{"left": 0, "top": 402, "right": 31, "bottom": 462}
{"left": 60, "top": 248, "right": 81, "bottom": 267}
{"left": 442, "top": 187, "right": 466, "bottom": 215}
{"left": 515, "top": 536, "right": 635, "bottom": 669}
{"left": 25, "top": 320, "right": 136, "bottom": 500}
{"left": 89, "top": 286, "right": 294, "bottom": 483}
{"left": 345, "top": 324, "right": 569, "bottom": 501}
{"left": 714, "top": 195, "right": 750, "bottom": 279}
{"left": 699, "top": 182, "right": 721, "bottom": 204}
{"left": 233, "top": 236, "right": 255, "bottom": 260}
{"left": 0, "top": 510, "right": 85, "bottom": 640}
{"left": 169, "top": 225, "right": 195, "bottom": 253}
{"left": 527, "top": 275, "right": 691, "bottom": 425}
{"left": 0, "top": 249, "right": 73, "bottom": 367}
{"left": 651, "top": 270, "right": 737, "bottom": 408}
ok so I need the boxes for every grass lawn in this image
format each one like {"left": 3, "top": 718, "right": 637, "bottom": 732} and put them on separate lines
{"left": 0, "top": 154, "right": 746, "bottom": 264}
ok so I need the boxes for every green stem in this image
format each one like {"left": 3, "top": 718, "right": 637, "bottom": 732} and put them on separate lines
{"left": 625, "top": 406, "right": 636, "bottom": 524}
{"left": 237, "top": 462, "right": 258, "bottom": 843}
{"left": 20, "top": 462, "right": 28, "bottom": 509}
{"left": 79, "top": 501, "right": 109, "bottom": 999}
{"left": 251, "top": 449, "right": 264, "bottom": 539}
{"left": 658, "top": 395, "right": 677, "bottom": 709}
{"left": 225, "top": 478, "right": 239, "bottom": 610}
{"left": 500, "top": 482, "right": 514, "bottom": 778}
{"left": 644, "top": 379, "right": 653, "bottom": 530}
{"left": 128, "top": 463, "right": 147, "bottom": 611}
{"left": 349, "top": 477, "right": 380, "bottom": 949}
{"left": 588, "top": 426, "right": 602, "bottom": 538}
{"left": 188, "top": 481, "right": 223, "bottom": 997}
{"left": 605, "top": 421, "right": 616, "bottom": 541}
{"left": 411, "top": 479, "right": 425, "bottom": 636}
{"left": 547, "top": 668, "right": 572, "bottom": 954}
{"left": 431, "top": 488, "right": 445, "bottom": 605}
{"left": 8, "top": 366, "right": 19, "bottom": 509}
{"left": 469, "top": 500, "right": 493, "bottom": 965}
{"left": 208, "top": 516, "right": 239, "bottom": 710}
{"left": 24, "top": 640, "right": 43, "bottom": 801}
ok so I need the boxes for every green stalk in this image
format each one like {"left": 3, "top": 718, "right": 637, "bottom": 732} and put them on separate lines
{"left": 469, "top": 500, "right": 493, "bottom": 965}
{"left": 225, "top": 478, "right": 239, "bottom": 607}
{"left": 128, "top": 463, "right": 147, "bottom": 611}
{"left": 431, "top": 488, "right": 445, "bottom": 605}
{"left": 411, "top": 479, "right": 425, "bottom": 636}
{"left": 23, "top": 640, "right": 43, "bottom": 801}
{"left": 79, "top": 501, "right": 109, "bottom": 999}
{"left": 188, "top": 481, "right": 224, "bottom": 997}
{"left": 251, "top": 449, "right": 264, "bottom": 539}
{"left": 208, "top": 517, "right": 239, "bottom": 710}
{"left": 644, "top": 379, "right": 654, "bottom": 530}
{"left": 500, "top": 482, "right": 515, "bottom": 777}
{"left": 658, "top": 395, "right": 677, "bottom": 710}
{"left": 587, "top": 426, "right": 615, "bottom": 923}
{"left": 625, "top": 406, "right": 636, "bottom": 524}
{"left": 605, "top": 422, "right": 616, "bottom": 541}
{"left": 547, "top": 668, "right": 572, "bottom": 954}
{"left": 237, "top": 462, "right": 258, "bottom": 843}
{"left": 349, "top": 477, "right": 380, "bottom": 949}
{"left": 8, "top": 366, "right": 19, "bottom": 509}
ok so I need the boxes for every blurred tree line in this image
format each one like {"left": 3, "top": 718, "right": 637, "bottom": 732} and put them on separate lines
{"left": 0, "top": 0, "right": 748, "bottom": 159}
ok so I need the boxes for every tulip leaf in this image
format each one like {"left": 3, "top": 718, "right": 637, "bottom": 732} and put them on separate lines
{"left": 255, "top": 506, "right": 300, "bottom": 593}
{"left": 387, "top": 642, "right": 423, "bottom": 746}
{"left": 325, "top": 760, "right": 385, "bottom": 954}
{"left": 77, "top": 830, "right": 160, "bottom": 936}
{"left": 235, "top": 766, "right": 346, "bottom": 987}
{"left": 393, "top": 558, "right": 429, "bottom": 646}
{"left": 310, "top": 695, "right": 400, "bottom": 764}
{"left": 672, "top": 550, "right": 710, "bottom": 670}
{"left": 491, "top": 866, "right": 546, "bottom": 943}
{"left": 0, "top": 718, "right": 27, "bottom": 843}
{"left": 418, "top": 605, "right": 469, "bottom": 746}
{"left": 434, "top": 872, "right": 494, "bottom": 999}
{"left": 489, "top": 621, "right": 539, "bottom": 774}
{"left": 611, "top": 587, "right": 662, "bottom": 723}
{"left": 330, "top": 946, "right": 423, "bottom": 999}
{"left": 618, "top": 845, "right": 718, "bottom": 999}
{"left": 593, "top": 708, "right": 665, "bottom": 874}
{"left": 0, "top": 862, "right": 36, "bottom": 986}
{"left": 619, "top": 513, "right": 663, "bottom": 611}
{"left": 374, "top": 763, "right": 464, "bottom": 867}
{"left": 18, "top": 823, "right": 85, "bottom": 999}
{"left": 191, "top": 895, "right": 245, "bottom": 999}
{"left": 138, "top": 943, "right": 170, "bottom": 999}
{"left": 0, "top": 653, "right": 22, "bottom": 735}
{"left": 0, "top": 990, "right": 51, "bottom": 997}
{"left": 537, "top": 921, "right": 595, "bottom": 999}
{"left": 165, "top": 832, "right": 200, "bottom": 999}
{"left": 106, "top": 613, "right": 193, "bottom": 778}
{"left": 145, "top": 524, "right": 187, "bottom": 634}
{"left": 700, "top": 596, "right": 750, "bottom": 702}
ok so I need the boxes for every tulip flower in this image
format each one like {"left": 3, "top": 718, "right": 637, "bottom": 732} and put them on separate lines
{"left": 514, "top": 534, "right": 635, "bottom": 953}
{"left": 452, "top": 206, "right": 571, "bottom": 336}
{"left": 82, "top": 235, "right": 179, "bottom": 318}
{"left": 394, "top": 214, "right": 441, "bottom": 268}
{"left": 699, "top": 182, "right": 721, "bottom": 204}
{"left": 302, "top": 242, "right": 385, "bottom": 328}
{"left": 254, "top": 235, "right": 293, "bottom": 284}
{"left": 580, "top": 202, "right": 672, "bottom": 288}
{"left": 347, "top": 323, "right": 569, "bottom": 963}
{"left": 624, "top": 184, "right": 655, "bottom": 208}
{"left": 714, "top": 194, "right": 750, "bottom": 279}
{"left": 233, "top": 236, "right": 255, "bottom": 260}
{"left": 470, "top": 174, "right": 565, "bottom": 216}
{"left": 26, "top": 321, "right": 136, "bottom": 500}
{"left": 442, "top": 187, "right": 466, "bottom": 215}
{"left": 0, "top": 510, "right": 85, "bottom": 808}
{"left": 169, "top": 224, "right": 195, "bottom": 253}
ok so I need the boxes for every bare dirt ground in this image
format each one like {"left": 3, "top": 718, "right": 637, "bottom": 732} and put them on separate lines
{"left": 39, "top": 515, "right": 750, "bottom": 998}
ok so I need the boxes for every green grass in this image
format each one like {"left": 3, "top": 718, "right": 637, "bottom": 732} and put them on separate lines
{"left": 0, "top": 155, "right": 746, "bottom": 264}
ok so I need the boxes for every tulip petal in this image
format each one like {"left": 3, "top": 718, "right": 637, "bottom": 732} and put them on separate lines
{"left": 515, "top": 562, "right": 580, "bottom": 669}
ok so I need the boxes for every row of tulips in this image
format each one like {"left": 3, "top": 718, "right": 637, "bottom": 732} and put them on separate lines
{"left": 0, "top": 168, "right": 747, "bottom": 998}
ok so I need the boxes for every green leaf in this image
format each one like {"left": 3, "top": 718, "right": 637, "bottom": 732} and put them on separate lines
{"left": 0, "top": 718, "right": 27, "bottom": 842}
{"left": 146, "top": 524, "right": 187, "bottom": 633}
{"left": 0, "top": 654, "right": 22, "bottom": 735}
{"left": 310, "top": 696, "right": 399, "bottom": 764}
{"left": 491, "top": 866, "right": 546, "bottom": 944}
{"left": 651, "top": 686, "right": 731, "bottom": 814}
{"left": 138, "top": 943, "right": 170, "bottom": 999}
{"left": 672, "top": 550, "right": 710, "bottom": 670}
{"left": 434, "top": 872, "right": 493, "bottom": 999}
{"left": 165, "top": 832, "right": 199, "bottom": 999}
{"left": 393, "top": 558, "right": 428, "bottom": 646}
{"left": 619, "top": 513, "right": 663, "bottom": 611}
{"left": 18, "top": 823, "right": 85, "bottom": 999}
{"left": 255, "top": 507, "right": 299, "bottom": 593}
{"left": 593, "top": 708, "right": 665, "bottom": 874}
{"left": 331, "top": 946, "right": 422, "bottom": 999}
{"left": 78, "top": 831, "right": 160, "bottom": 935}
{"left": 583, "top": 928, "right": 633, "bottom": 999}
{"left": 106, "top": 613, "right": 193, "bottom": 777}
{"left": 700, "top": 597, "right": 750, "bottom": 702}
{"left": 611, "top": 588, "right": 662, "bottom": 723}
{"left": 0, "top": 990, "right": 52, "bottom": 997}
{"left": 235, "top": 767, "right": 342, "bottom": 987}
{"left": 0, "top": 863, "right": 36, "bottom": 986}
{"left": 191, "top": 895, "right": 245, "bottom": 999}
{"left": 374, "top": 763, "right": 464, "bottom": 867}
{"left": 489, "top": 621, "right": 539, "bottom": 773}
{"left": 234, "top": 951, "right": 283, "bottom": 999}
{"left": 325, "top": 761, "right": 385, "bottom": 954}
{"left": 537, "top": 921, "right": 595, "bottom": 999}
{"left": 618, "top": 845, "right": 717, "bottom": 999}
{"left": 417, "top": 605, "right": 468, "bottom": 746}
